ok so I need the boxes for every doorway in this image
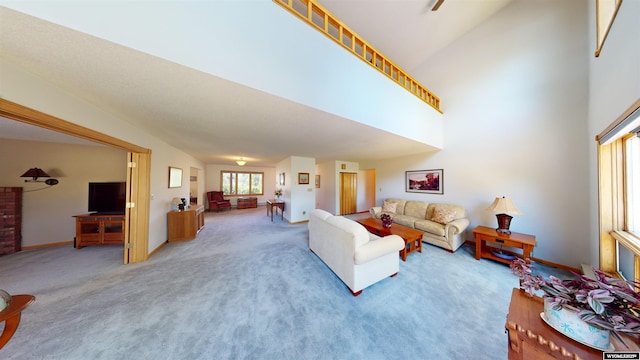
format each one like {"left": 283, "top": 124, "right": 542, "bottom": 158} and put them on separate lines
{"left": 0, "top": 99, "right": 151, "bottom": 264}
{"left": 340, "top": 172, "right": 357, "bottom": 215}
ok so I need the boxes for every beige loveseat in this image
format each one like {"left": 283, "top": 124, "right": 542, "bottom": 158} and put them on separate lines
{"left": 370, "top": 198, "right": 470, "bottom": 252}
{"left": 309, "top": 209, "right": 404, "bottom": 296}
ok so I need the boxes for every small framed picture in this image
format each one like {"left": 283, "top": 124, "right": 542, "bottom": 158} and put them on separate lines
{"left": 298, "top": 172, "right": 309, "bottom": 184}
{"left": 279, "top": 172, "right": 285, "bottom": 186}
{"left": 315, "top": 175, "right": 320, "bottom": 188}
{"left": 168, "top": 166, "right": 183, "bottom": 188}
{"left": 405, "top": 169, "right": 443, "bottom": 194}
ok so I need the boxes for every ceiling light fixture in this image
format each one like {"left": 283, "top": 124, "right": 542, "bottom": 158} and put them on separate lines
{"left": 236, "top": 158, "right": 246, "bottom": 166}
{"left": 20, "top": 167, "right": 59, "bottom": 186}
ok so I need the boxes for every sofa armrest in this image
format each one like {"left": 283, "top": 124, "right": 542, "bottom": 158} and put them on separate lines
{"left": 370, "top": 206, "right": 382, "bottom": 218}
{"left": 354, "top": 235, "right": 404, "bottom": 265}
{"left": 445, "top": 218, "right": 470, "bottom": 235}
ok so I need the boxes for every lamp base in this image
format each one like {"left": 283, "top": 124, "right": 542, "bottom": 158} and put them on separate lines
{"left": 496, "top": 213, "right": 513, "bottom": 234}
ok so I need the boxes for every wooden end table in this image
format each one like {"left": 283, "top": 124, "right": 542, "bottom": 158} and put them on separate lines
{"left": 0, "top": 294, "right": 35, "bottom": 349}
{"left": 472, "top": 226, "right": 535, "bottom": 265}
{"left": 266, "top": 199, "right": 284, "bottom": 221}
{"left": 357, "top": 218, "right": 422, "bottom": 261}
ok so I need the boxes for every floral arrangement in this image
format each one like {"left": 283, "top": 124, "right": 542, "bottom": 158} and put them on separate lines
{"left": 380, "top": 213, "right": 392, "bottom": 228}
{"left": 511, "top": 258, "right": 640, "bottom": 341}
{"left": 274, "top": 188, "right": 283, "bottom": 197}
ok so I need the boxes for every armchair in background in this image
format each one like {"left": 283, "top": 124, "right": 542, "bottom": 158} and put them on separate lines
{"left": 207, "top": 191, "right": 231, "bottom": 212}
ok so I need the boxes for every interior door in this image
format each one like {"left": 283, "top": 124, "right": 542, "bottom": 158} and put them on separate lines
{"left": 124, "top": 152, "right": 150, "bottom": 264}
{"left": 340, "top": 172, "right": 357, "bottom": 215}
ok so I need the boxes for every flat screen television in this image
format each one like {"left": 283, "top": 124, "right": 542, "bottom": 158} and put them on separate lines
{"left": 88, "top": 182, "right": 126, "bottom": 214}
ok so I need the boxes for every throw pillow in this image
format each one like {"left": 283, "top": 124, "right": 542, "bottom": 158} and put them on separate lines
{"left": 382, "top": 201, "right": 397, "bottom": 213}
{"left": 431, "top": 207, "right": 456, "bottom": 225}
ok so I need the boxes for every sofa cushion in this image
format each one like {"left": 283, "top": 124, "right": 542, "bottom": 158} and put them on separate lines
{"left": 414, "top": 219, "right": 446, "bottom": 237}
{"left": 431, "top": 206, "right": 456, "bottom": 225}
{"left": 382, "top": 201, "right": 397, "bottom": 213}
{"left": 325, "top": 215, "right": 370, "bottom": 248}
{"left": 384, "top": 198, "right": 406, "bottom": 215}
{"left": 404, "top": 201, "right": 428, "bottom": 220}
{"left": 426, "top": 203, "right": 465, "bottom": 221}
{"left": 391, "top": 214, "right": 417, "bottom": 228}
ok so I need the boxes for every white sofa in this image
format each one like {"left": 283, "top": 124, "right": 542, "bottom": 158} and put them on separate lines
{"left": 308, "top": 209, "right": 404, "bottom": 296}
{"left": 370, "top": 198, "right": 470, "bottom": 252}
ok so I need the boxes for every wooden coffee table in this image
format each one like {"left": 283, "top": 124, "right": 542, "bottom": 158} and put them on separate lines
{"left": 357, "top": 218, "right": 423, "bottom": 261}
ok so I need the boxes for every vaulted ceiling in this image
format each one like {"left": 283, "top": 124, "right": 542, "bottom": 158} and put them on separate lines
{"left": 0, "top": 0, "right": 513, "bottom": 166}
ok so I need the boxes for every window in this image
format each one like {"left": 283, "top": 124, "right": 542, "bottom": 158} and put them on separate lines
{"left": 625, "top": 135, "right": 640, "bottom": 234}
{"left": 597, "top": 99, "right": 640, "bottom": 283}
{"left": 221, "top": 171, "right": 263, "bottom": 196}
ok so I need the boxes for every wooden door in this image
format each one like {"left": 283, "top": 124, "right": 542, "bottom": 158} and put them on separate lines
{"left": 340, "top": 172, "right": 357, "bottom": 215}
{"left": 124, "top": 152, "right": 150, "bottom": 264}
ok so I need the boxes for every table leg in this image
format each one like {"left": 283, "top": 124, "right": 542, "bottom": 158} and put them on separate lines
{"left": 523, "top": 245, "right": 532, "bottom": 260}
{"left": 475, "top": 236, "right": 482, "bottom": 260}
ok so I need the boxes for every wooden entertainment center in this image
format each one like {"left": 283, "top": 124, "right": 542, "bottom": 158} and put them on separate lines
{"left": 74, "top": 213, "right": 125, "bottom": 249}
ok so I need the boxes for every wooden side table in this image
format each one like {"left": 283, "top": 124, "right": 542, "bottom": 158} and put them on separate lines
{"left": 266, "top": 199, "right": 284, "bottom": 221}
{"left": 0, "top": 294, "right": 35, "bottom": 349}
{"left": 472, "top": 225, "right": 535, "bottom": 264}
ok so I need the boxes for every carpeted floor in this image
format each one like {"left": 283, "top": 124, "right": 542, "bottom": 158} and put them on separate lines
{"left": 0, "top": 207, "right": 572, "bottom": 359}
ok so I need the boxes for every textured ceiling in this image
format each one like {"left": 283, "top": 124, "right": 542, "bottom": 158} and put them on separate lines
{"left": 0, "top": 1, "right": 513, "bottom": 166}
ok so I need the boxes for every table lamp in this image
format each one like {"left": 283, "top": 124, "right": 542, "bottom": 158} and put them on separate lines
{"left": 486, "top": 196, "right": 523, "bottom": 234}
{"left": 171, "top": 197, "right": 182, "bottom": 211}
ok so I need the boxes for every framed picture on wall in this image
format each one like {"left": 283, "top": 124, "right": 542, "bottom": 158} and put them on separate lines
{"left": 279, "top": 172, "right": 285, "bottom": 186}
{"left": 405, "top": 169, "right": 443, "bottom": 194}
{"left": 315, "top": 175, "right": 320, "bottom": 188}
{"left": 168, "top": 166, "right": 183, "bottom": 188}
{"left": 298, "top": 172, "right": 309, "bottom": 184}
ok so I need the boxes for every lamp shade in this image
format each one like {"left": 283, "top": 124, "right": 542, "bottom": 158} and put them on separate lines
{"left": 486, "top": 197, "right": 523, "bottom": 215}
{"left": 20, "top": 168, "right": 50, "bottom": 180}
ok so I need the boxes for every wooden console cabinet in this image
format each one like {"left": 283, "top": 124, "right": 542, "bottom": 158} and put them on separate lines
{"left": 506, "top": 288, "right": 637, "bottom": 359}
{"left": 237, "top": 197, "right": 257, "bottom": 209}
{"left": 74, "top": 214, "right": 125, "bottom": 249}
{"left": 167, "top": 205, "right": 204, "bottom": 242}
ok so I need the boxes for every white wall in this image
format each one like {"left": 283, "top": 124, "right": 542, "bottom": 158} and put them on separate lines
{"left": 0, "top": 139, "right": 126, "bottom": 247}
{"left": 289, "top": 156, "right": 315, "bottom": 223}
{"left": 362, "top": 0, "right": 591, "bottom": 267}
{"left": 587, "top": 0, "right": 640, "bottom": 266}
{"left": 315, "top": 161, "right": 335, "bottom": 213}
{"left": 1, "top": 59, "right": 206, "bottom": 255}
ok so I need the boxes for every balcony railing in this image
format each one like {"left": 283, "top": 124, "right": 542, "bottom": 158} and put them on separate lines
{"left": 273, "top": 0, "right": 441, "bottom": 113}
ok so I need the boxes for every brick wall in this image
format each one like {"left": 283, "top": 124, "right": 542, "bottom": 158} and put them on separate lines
{"left": 0, "top": 187, "right": 22, "bottom": 255}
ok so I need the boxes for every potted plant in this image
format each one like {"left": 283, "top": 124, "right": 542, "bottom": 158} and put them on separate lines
{"left": 274, "top": 188, "right": 283, "bottom": 200}
{"left": 511, "top": 258, "right": 640, "bottom": 348}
